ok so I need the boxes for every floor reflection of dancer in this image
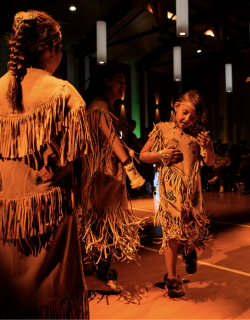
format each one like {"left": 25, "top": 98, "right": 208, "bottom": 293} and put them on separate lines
{"left": 81, "top": 66, "right": 145, "bottom": 292}
{"left": 0, "top": 11, "right": 90, "bottom": 319}
{"left": 140, "top": 89, "right": 215, "bottom": 297}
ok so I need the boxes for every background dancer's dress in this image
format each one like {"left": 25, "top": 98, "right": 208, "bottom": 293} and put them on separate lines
{"left": 81, "top": 97, "right": 142, "bottom": 265}
{"left": 0, "top": 68, "right": 90, "bottom": 319}
{"left": 150, "top": 121, "right": 211, "bottom": 254}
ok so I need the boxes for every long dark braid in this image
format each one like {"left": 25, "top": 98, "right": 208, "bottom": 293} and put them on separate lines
{"left": 6, "top": 10, "right": 61, "bottom": 113}
{"left": 7, "top": 19, "right": 35, "bottom": 112}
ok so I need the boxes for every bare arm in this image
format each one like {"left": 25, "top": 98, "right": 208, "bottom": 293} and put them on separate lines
{"left": 140, "top": 134, "right": 183, "bottom": 164}
{"left": 100, "top": 113, "right": 129, "bottom": 164}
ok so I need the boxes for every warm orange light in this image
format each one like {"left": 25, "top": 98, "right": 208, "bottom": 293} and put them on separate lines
{"left": 167, "top": 12, "right": 176, "bottom": 20}
{"left": 120, "top": 104, "right": 126, "bottom": 121}
{"left": 170, "top": 97, "right": 174, "bottom": 107}
{"left": 155, "top": 108, "right": 160, "bottom": 123}
{"left": 145, "top": 4, "right": 153, "bottom": 14}
{"left": 204, "top": 29, "right": 215, "bottom": 37}
{"left": 121, "top": 90, "right": 125, "bottom": 101}
{"left": 154, "top": 89, "right": 160, "bottom": 106}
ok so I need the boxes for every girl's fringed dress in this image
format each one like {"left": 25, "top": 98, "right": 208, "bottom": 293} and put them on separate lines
{"left": 150, "top": 121, "right": 211, "bottom": 254}
{"left": 0, "top": 68, "right": 90, "bottom": 319}
{"left": 81, "top": 98, "right": 142, "bottom": 265}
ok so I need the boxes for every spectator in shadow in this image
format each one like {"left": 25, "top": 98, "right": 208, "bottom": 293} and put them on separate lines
{"left": 229, "top": 143, "right": 242, "bottom": 191}
{"left": 213, "top": 138, "right": 222, "bottom": 154}
{"left": 123, "top": 119, "right": 137, "bottom": 149}
{"left": 237, "top": 141, "right": 250, "bottom": 193}
{"left": 208, "top": 143, "right": 231, "bottom": 192}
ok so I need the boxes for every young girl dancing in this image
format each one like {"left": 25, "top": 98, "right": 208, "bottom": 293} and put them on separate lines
{"left": 140, "top": 89, "right": 215, "bottom": 297}
{"left": 0, "top": 10, "right": 90, "bottom": 318}
{"left": 81, "top": 66, "right": 145, "bottom": 292}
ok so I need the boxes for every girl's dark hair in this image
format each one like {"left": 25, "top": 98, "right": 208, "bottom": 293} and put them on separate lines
{"left": 7, "top": 10, "right": 61, "bottom": 112}
{"left": 83, "top": 65, "right": 123, "bottom": 108}
{"left": 175, "top": 89, "right": 207, "bottom": 123}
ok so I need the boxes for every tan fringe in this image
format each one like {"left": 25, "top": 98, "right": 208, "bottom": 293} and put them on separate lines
{"left": 81, "top": 107, "right": 144, "bottom": 265}
{"left": 82, "top": 107, "right": 116, "bottom": 183}
{"left": 154, "top": 205, "right": 211, "bottom": 255}
{"left": 80, "top": 206, "right": 143, "bottom": 265}
{"left": 0, "top": 289, "right": 89, "bottom": 319}
{"left": 0, "top": 86, "right": 89, "bottom": 164}
{"left": 0, "top": 173, "right": 78, "bottom": 247}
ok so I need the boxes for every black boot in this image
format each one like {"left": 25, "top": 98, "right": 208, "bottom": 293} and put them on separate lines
{"left": 182, "top": 249, "right": 198, "bottom": 274}
{"left": 93, "top": 258, "right": 122, "bottom": 292}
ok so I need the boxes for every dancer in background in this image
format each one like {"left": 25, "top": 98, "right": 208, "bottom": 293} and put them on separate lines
{"left": 81, "top": 66, "right": 145, "bottom": 292}
{"left": 140, "top": 89, "right": 215, "bottom": 297}
{"left": 0, "top": 10, "right": 90, "bottom": 319}
{"left": 208, "top": 143, "right": 231, "bottom": 192}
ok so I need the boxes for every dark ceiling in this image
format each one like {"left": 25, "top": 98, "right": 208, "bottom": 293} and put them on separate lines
{"left": 2, "top": 0, "right": 250, "bottom": 74}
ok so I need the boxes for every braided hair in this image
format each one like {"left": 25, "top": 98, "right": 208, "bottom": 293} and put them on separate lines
{"left": 7, "top": 10, "right": 61, "bottom": 113}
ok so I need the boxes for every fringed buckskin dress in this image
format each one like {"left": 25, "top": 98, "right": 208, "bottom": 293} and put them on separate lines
{"left": 81, "top": 98, "right": 142, "bottom": 265}
{"left": 0, "top": 68, "right": 90, "bottom": 319}
{"left": 150, "top": 121, "right": 211, "bottom": 255}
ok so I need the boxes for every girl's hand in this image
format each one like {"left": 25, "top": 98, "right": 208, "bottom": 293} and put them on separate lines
{"left": 198, "top": 131, "right": 213, "bottom": 150}
{"left": 161, "top": 147, "right": 183, "bottom": 164}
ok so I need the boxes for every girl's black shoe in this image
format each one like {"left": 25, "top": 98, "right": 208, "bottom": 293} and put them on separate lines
{"left": 164, "top": 274, "right": 185, "bottom": 297}
{"left": 182, "top": 249, "right": 198, "bottom": 274}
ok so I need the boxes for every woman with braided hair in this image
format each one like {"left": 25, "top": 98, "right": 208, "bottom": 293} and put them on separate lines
{"left": 0, "top": 10, "right": 90, "bottom": 319}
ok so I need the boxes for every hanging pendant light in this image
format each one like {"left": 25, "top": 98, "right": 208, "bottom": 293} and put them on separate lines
{"left": 225, "top": 63, "right": 233, "bottom": 92}
{"left": 96, "top": 21, "right": 107, "bottom": 65}
{"left": 176, "top": 0, "right": 189, "bottom": 37}
{"left": 173, "top": 46, "right": 182, "bottom": 81}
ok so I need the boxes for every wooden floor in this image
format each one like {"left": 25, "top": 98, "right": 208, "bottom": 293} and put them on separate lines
{"left": 85, "top": 190, "right": 250, "bottom": 319}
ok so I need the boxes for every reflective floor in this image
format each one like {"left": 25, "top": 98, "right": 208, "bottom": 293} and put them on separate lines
{"left": 85, "top": 190, "right": 250, "bottom": 319}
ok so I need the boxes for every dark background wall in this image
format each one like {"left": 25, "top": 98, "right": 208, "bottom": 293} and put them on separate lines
{"left": 1, "top": 34, "right": 249, "bottom": 145}
{"left": 141, "top": 49, "right": 250, "bottom": 145}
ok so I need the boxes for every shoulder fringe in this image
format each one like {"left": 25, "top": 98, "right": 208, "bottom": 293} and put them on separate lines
{"left": 80, "top": 205, "right": 144, "bottom": 265}
{"left": 0, "top": 173, "right": 78, "bottom": 248}
{"left": 0, "top": 86, "right": 89, "bottom": 164}
{"left": 0, "top": 289, "right": 89, "bottom": 320}
{"left": 149, "top": 122, "right": 166, "bottom": 152}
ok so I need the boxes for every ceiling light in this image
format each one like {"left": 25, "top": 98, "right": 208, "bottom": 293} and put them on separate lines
{"left": 173, "top": 46, "right": 182, "bottom": 82}
{"left": 204, "top": 30, "right": 214, "bottom": 37}
{"left": 96, "top": 21, "right": 107, "bottom": 65}
{"left": 197, "top": 49, "right": 202, "bottom": 53}
{"left": 69, "top": 6, "right": 76, "bottom": 11}
{"left": 225, "top": 64, "right": 233, "bottom": 93}
{"left": 176, "top": 0, "right": 189, "bottom": 37}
